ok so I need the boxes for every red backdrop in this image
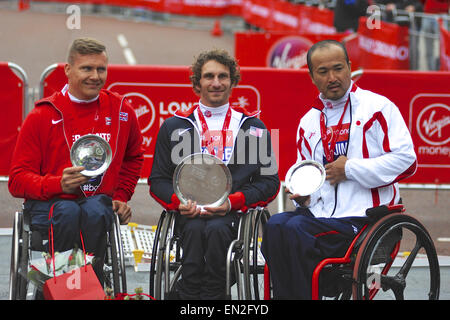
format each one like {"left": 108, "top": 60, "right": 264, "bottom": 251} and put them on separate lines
{"left": 40, "top": 64, "right": 450, "bottom": 185}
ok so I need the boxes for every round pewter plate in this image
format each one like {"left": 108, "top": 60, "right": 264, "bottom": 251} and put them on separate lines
{"left": 173, "top": 153, "right": 232, "bottom": 207}
{"left": 70, "top": 134, "right": 112, "bottom": 177}
{"left": 285, "top": 160, "right": 325, "bottom": 196}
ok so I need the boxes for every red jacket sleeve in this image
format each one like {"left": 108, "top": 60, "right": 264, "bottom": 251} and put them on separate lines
{"left": 8, "top": 107, "right": 65, "bottom": 200}
{"left": 112, "top": 102, "right": 145, "bottom": 202}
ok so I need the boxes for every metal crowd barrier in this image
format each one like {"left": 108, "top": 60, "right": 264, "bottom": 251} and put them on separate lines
{"left": 0, "top": 61, "right": 29, "bottom": 176}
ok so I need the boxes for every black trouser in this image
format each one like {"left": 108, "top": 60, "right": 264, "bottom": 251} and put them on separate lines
{"left": 175, "top": 212, "right": 239, "bottom": 300}
{"left": 24, "top": 194, "right": 114, "bottom": 282}
{"left": 261, "top": 207, "right": 368, "bottom": 299}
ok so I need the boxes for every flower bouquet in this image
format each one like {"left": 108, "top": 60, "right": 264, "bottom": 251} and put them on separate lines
{"left": 27, "top": 247, "right": 95, "bottom": 289}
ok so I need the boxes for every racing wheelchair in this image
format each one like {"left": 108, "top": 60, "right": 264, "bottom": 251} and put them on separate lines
{"left": 9, "top": 206, "right": 127, "bottom": 300}
{"left": 264, "top": 204, "right": 440, "bottom": 300}
{"left": 149, "top": 207, "right": 270, "bottom": 300}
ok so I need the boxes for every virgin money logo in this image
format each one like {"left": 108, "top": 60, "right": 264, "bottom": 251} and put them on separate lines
{"left": 267, "top": 36, "right": 313, "bottom": 69}
{"left": 416, "top": 103, "right": 450, "bottom": 146}
{"left": 124, "top": 92, "right": 156, "bottom": 134}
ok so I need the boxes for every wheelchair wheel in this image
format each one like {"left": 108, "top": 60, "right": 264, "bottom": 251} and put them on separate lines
{"left": 105, "top": 213, "right": 127, "bottom": 296}
{"left": 352, "top": 213, "right": 440, "bottom": 300}
{"left": 150, "top": 210, "right": 182, "bottom": 300}
{"left": 242, "top": 208, "right": 270, "bottom": 300}
{"left": 226, "top": 212, "right": 249, "bottom": 300}
{"left": 9, "top": 211, "right": 29, "bottom": 300}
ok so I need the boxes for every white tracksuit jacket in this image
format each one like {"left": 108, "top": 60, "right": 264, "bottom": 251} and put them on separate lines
{"left": 295, "top": 85, "right": 417, "bottom": 218}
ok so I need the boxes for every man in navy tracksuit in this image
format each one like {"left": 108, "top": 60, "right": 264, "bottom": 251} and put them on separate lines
{"left": 149, "top": 49, "right": 280, "bottom": 299}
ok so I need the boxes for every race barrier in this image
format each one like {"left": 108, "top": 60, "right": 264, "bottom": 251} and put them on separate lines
{"left": 33, "top": 0, "right": 243, "bottom": 16}
{"left": 0, "top": 62, "right": 28, "bottom": 176}
{"left": 32, "top": 0, "right": 336, "bottom": 30}
{"left": 440, "top": 19, "right": 450, "bottom": 71}
{"left": 235, "top": 18, "right": 411, "bottom": 70}
{"left": 39, "top": 64, "right": 450, "bottom": 185}
{"left": 242, "top": 0, "right": 336, "bottom": 34}
{"left": 357, "top": 17, "right": 410, "bottom": 70}
{"left": 235, "top": 32, "right": 347, "bottom": 69}
{"left": 28, "top": 0, "right": 449, "bottom": 72}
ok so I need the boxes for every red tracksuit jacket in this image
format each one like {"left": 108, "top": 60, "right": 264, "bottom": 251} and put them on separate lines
{"left": 8, "top": 89, "right": 144, "bottom": 202}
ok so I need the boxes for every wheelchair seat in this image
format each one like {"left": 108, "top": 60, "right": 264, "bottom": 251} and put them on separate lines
{"left": 264, "top": 204, "right": 440, "bottom": 300}
{"left": 149, "top": 207, "right": 271, "bottom": 300}
{"left": 9, "top": 207, "right": 127, "bottom": 300}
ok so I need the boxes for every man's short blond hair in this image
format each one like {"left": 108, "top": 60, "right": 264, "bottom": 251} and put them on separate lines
{"left": 67, "top": 38, "right": 107, "bottom": 64}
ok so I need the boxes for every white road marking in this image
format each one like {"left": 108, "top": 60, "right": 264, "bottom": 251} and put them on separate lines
{"left": 117, "top": 34, "right": 137, "bottom": 65}
{"left": 437, "top": 237, "right": 450, "bottom": 242}
{"left": 123, "top": 48, "right": 137, "bottom": 65}
{"left": 117, "top": 33, "right": 128, "bottom": 48}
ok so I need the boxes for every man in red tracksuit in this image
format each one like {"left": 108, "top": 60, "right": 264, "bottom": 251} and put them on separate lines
{"left": 8, "top": 38, "right": 144, "bottom": 281}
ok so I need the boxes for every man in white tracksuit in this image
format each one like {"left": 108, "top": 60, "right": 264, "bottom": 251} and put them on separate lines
{"left": 261, "top": 40, "right": 417, "bottom": 299}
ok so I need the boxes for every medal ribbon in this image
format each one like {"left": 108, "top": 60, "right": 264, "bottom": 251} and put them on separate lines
{"left": 197, "top": 106, "right": 232, "bottom": 158}
{"left": 320, "top": 95, "right": 350, "bottom": 163}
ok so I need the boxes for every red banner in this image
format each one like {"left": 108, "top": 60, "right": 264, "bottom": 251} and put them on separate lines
{"left": 297, "top": 4, "right": 336, "bottom": 34}
{"left": 40, "top": 65, "right": 450, "bottom": 185}
{"left": 33, "top": 0, "right": 240, "bottom": 15}
{"left": 235, "top": 32, "right": 346, "bottom": 68}
{"left": 439, "top": 20, "right": 450, "bottom": 71}
{"left": 241, "top": 0, "right": 336, "bottom": 33}
{"left": 0, "top": 63, "right": 25, "bottom": 175}
{"left": 41, "top": 64, "right": 269, "bottom": 178}
{"left": 357, "top": 17, "right": 410, "bottom": 70}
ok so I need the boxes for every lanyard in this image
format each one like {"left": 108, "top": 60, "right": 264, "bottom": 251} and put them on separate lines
{"left": 320, "top": 95, "right": 350, "bottom": 163}
{"left": 196, "top": 106, "right": 232, "bottom": 158}
{"left": 65, "top": 93, "right": 101, "bottom": 139}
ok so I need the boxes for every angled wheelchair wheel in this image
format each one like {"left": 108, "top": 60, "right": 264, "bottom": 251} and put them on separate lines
{"left": 242, "top": 208, "right": 270, "bottom": 300}
{"left": 9, "top": 211, "right": 29, "bottom": 300}
{"left": 352, "top": 213, "right": 440, "bottom": 300}
{"left": 226, "top": 207, "right": 270, "bottom": 300}
{"left": 105, "top": 213, "right": 127, "bottom": 296}
{"left": 150, "top": 210, "right": 182, "bottom": 300}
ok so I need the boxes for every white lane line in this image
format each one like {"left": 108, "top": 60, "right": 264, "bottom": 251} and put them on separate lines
{"left": 123, "top": 48, "right": 137, "bottom": 65}
{"left": 437, "top": 237, "right": 450, "bottom": 242}
{"left": 117, "top": 34, "right": 137, "bottom": 65}
{"left": 0, "top": 228, "right": 12, "bottom": 235}
{"left": 117, "top": 33, "right": 128, "bottom": 48}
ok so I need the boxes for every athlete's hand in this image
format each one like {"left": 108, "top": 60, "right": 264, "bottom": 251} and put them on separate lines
{"left": 325, "top": 156, "right": 348, "bottom": 186}
{"left": 60, "top": 166, "right": 90, "bottom": 194}
{"left": 202, "top": 200, "right": 231, "bottom": 217}
{"left": 179, "top": 200, "right": 201, "bottom": 219}
{"left": 286, "top": 187, "right": 311, "bottom": 207}
{"left": 113, "top": 200, "right": 132, "bottom": 225}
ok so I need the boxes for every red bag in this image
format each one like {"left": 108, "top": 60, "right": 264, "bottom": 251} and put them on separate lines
{"left": 43, "top": 264, "right": 105, "bottom": 300}
{"left": 42, "top": 205, "right": 105, "bottom": 300}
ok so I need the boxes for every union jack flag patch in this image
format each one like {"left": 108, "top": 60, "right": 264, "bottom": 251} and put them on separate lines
{"left": 119, "top": 112, "right": 128, "bottom": 122}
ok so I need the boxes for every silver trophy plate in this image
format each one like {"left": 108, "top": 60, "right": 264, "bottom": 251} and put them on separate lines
{"left": 173, "top": 153, "right": 232, "bottom": 208}
{"left": 70, "top": 134, "right": 112, "bottom": 177}
{"left": 285, "top": 160, "right": 325, "bottom": 196}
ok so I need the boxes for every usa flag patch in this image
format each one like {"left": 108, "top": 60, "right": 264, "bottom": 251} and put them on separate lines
{"left": 249, "top": 126, "right": 264, "bottom": 138}
{"left": 119, "top": 112, "right": 128, "bottom": 121}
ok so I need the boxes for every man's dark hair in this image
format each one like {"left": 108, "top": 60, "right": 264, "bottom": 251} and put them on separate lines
{"left": 190, "top": 49, "right": 241, "bottom": 94}
{"left": 306, "top": 40, "right": 350, "bottom": 74}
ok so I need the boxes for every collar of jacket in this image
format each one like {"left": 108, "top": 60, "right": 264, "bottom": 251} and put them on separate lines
{"left": 174, "top": 104, "right": 260, "bottom": 119}
{"left": 34, "top": 89, "right": 124, "bottom": 157}
{"left": 311, "top": 83, "right": 358, "bottom": 112}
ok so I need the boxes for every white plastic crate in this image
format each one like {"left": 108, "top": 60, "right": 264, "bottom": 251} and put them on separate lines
{"left": 120, "top": 223, "right": 156, "bottom": 270}
{"left": 119, "top": 223, "right": 266, "bottom": 272}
